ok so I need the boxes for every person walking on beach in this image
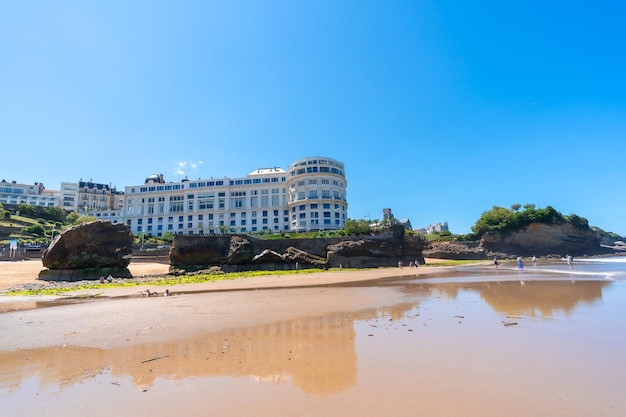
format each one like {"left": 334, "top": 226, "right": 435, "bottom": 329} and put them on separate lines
{"left": 494, "top": 257, "right": 499, "bottom": 270}
{"left": 532, "top": 255, "right": 537, "bottom": 266}
{"left": 567, "top": 255, "right": 574, "bottom": 268}
{"left": 517, "top": 257, "right": 524, "bottom": 270}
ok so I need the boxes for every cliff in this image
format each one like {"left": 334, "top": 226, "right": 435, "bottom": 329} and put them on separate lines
{"left": 424, "top": 222, "right": 621, "bottom": 259}
{"left": 480, "top": 222, "right": 612, "bottom": 257}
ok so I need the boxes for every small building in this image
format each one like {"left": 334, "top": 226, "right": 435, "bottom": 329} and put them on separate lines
{"left": 416, "top": 222, "right": 449, "bottom": 234}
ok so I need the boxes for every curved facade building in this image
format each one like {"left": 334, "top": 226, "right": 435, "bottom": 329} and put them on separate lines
{"left": 286, "top": 156, "right": 348, "bottom": 232}
{"left": 123, "top": 156, "right": 347, "bottom": 236}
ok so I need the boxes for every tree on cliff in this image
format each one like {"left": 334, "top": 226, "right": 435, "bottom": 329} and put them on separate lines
{"left": 344, "top": 219, "right": 372, "bottom": 236}
{"left": 42, "top": 206, "right": 65, "bottom": 222}
{"left": 18, "top": 203, "right": 37, "bottom": 216}
{"left": 471, "top": 205, "right": 590, "bottom": 237}
{"left": 66, "top": 212, "right": 97, "bottom": 225}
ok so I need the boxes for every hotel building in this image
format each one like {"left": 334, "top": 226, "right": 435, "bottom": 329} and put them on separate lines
{"left": 123, "top": 156, "right": 347, "bottom": 236}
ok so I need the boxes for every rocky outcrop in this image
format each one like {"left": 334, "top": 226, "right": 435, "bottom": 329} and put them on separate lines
{"left": 480, "top": 222, "right": 612, "bottom": 257}
{"left": 39, "top": 221, "right": 133, "bottom": 281}
{"left": 252, "top": 249, "right": 284, "bottom": 264}
{"left": 422, "top": 241, "right": 487, "bottom": 260}
{"left": 283, "top": 246, "right": 328, "bottom": 267}
{"left": 43, "top": 221, "right": 133, "bottom": 269}
{"left": 227, "top": 235, "right": 255, "bottom": 264}
{"left": 169, "top": 235, "right": 237, "bottom": 269}
{"left": 326, "top": 238, "right": 415, "bottom": 268}
{"left": 422, "top": 223, "right": 622, "bottom": 260}
{"left": 170, "top": 225, "right": 425, "bottom": 271}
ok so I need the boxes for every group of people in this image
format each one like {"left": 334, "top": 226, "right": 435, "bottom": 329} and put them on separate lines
{"left": 98, "top": 275, "right": 114, "bottom": 283}
{"left": 398, "top": 260, "right": 420, "bottom": 268}
{"left": 494, "top": 255, "right": 574, "bottom": 270}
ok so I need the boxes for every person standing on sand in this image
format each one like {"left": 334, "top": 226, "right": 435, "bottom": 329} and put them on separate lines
{"left": 494, "top": 257, "right": 499, "bottom": 270}
{"left": 532, "top": 255, "right": 537, "bottom": 266}
{"left": 567, "top": 255, "right": 574, "bottom": 268}
{"left": 517, "top": 257, "right": 524, "bottom": 270}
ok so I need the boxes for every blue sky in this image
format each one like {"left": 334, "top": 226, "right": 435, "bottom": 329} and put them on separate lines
{"left": 2, "top": 1, "right": 625, "bottom": 236}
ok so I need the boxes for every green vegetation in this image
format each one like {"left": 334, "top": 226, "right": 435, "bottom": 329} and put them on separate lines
{"left": 3, "top": 261, "right": 480, "bottom": 297}
{"left": 4, "top": 268, "right": 343, "bottom": 296}
{"left": 343, "top": 219, "right": 372, "bottom": 236}
{"left": 471, "top": 204, "right": 590, "bottom": 237}
{"left": 0, "top": 207, "right": 95, "bottom": 246}
{"left": 23, "top": 223, "right": 45, "bottom": 236}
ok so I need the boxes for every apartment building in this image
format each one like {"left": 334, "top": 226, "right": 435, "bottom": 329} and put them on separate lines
{"left": 123, "top": 156, "right": 348, "bottom": 236}
{"left": 60, "top": 180, "right": 124, "bottom": 216}
{"left": 0, "top": 179, "right": 59, "bottom": 207}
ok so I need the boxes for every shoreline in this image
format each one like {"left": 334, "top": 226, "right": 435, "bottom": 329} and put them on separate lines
{"left": 0, "top": 258, "right": 462, "bottom": 295}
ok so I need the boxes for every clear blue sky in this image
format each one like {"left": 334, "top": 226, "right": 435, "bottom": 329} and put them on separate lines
{"left": 2, "top": 1, "right": 625, "bottom": 236}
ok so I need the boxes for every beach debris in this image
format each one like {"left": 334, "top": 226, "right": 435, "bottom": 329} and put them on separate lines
{"left": 502, "top": 321, "right": 518, "bottom": 327}
{"left": 141, "top": 355, "right": 169, "bottom": 364}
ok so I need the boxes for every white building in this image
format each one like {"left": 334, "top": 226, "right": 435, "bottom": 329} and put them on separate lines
{"left": 0, "top": 179, "right": 59, "bottom": 207}
{"left": 123, "top": 156, "right": 348, "bottom": 236}
{"left": 286, "top": 156, "right": 348, "bottom": 231}
{"left": 416, "top": 222, "right": 449, "bottom": 234}
{"left": 60, "top": 182, "right": 79, "bottom": 211}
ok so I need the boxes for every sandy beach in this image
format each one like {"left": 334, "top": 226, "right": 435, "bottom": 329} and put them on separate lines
{"left": 0, "top": 259, "right": 172, "bottom": 291}
{"left": 1, "top": 259, "right": 625, "bottom": 417}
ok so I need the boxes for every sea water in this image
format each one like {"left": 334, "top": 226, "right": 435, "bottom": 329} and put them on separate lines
{"left": 566, "top": 256, "right": 626, "bottom": 280}
{"left": 447, "top": 255, "right": 626, "bottom": 282}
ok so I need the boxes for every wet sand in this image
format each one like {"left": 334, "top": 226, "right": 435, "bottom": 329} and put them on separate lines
{"left": 1, "top": 260, "right": 625, "bottom": 416}
{"left": 0, "top": 259, "right": 454, "bottom": 350}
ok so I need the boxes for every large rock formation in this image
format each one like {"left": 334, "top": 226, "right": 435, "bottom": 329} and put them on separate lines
{"left": 170, "top": 225, "right": 425, "bottom": 271}
{"left": 422, "top": 222, "right": 621, "bottom": 260}
{"left": 40, "top": 221, "right": 134, "bottom": 281}
{"left": 480, "top": 222, "right": 611, "bottom": 257}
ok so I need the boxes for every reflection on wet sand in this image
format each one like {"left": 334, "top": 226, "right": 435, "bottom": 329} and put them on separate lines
{"left": 0, "top": 278, "right": 611, "bottom": 398}
{"left": 424, "top": 280, "right": 607, "bottom": 318}
{"left": 0, "top": 303, "right": 416, "bottom": 395}
{"left": 379, "top": 271, "right": 609, "bottom": 318}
